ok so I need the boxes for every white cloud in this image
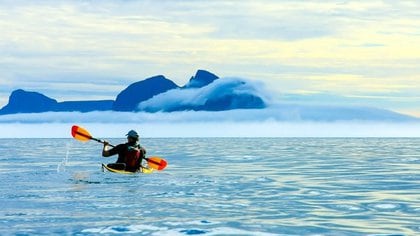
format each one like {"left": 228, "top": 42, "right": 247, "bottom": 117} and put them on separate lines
{"left": 1, "top": 121, "right": 419, "bottom": 138}
{"left": 0, "top": 102, "right": 416, "bottom": 125}
{"left": 138, "top": 78, "right": 268, "bottom": 112}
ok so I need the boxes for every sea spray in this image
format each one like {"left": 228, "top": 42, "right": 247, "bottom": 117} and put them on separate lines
{"left": 57, "top": 141, "right": 71, "bottom": 173}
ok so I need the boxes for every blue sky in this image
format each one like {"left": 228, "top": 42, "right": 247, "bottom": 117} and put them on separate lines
{"left": 0, "top": 0, "right": 419, "bottom": 117}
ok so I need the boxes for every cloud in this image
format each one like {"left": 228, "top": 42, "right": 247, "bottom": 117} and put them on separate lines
{"left": 137, "top": 77, "right": 268, "bottom": 112}
{"left": 0, "top": 103, "right": 416, "bottom": 125}
{"left": 1, "top": 121, "right": 419, "bottom": 138}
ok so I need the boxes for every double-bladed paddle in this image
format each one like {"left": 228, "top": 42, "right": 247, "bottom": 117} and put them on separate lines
{"left": 71, "top": 125, "right": 167, "bottom": 171}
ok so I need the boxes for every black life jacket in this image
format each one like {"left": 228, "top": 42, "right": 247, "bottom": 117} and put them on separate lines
{"left": 125, "top": 144, "right": 144, "bottom": 170}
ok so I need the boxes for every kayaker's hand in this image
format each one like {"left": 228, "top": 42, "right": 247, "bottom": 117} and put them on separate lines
{"left": 102, "top": 141, "right": 111, "bottom": 157}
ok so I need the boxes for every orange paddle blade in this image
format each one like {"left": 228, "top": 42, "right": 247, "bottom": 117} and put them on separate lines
{"left": 147, "top": 156, "right": 167, "bottom": 171}
{"left": 71, "top": 125, "right": 92, "bottom": 142}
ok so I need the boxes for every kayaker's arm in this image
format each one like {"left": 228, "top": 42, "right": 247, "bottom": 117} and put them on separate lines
{"left": 102, "top": 141, "right": 111, "bottom": 157}
{"left": 139, "top": 147, "right": 147, "bottom": 165}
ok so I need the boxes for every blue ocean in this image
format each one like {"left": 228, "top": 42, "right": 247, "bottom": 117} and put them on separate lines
{"left": 0, "top": 138, "right": 419, "bottom": 235}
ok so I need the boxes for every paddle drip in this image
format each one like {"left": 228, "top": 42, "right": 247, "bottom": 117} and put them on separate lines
{"left": 57, "top": 142, "right": 71, "bottom": 173}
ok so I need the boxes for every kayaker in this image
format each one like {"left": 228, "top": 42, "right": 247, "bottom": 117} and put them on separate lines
{"left": 102, "top": 130, "right": 146, "bottom": 172}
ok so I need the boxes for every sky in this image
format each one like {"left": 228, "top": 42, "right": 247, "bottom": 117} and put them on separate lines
{"left": 0, "top": 0, "right": 419, "bottom": 117}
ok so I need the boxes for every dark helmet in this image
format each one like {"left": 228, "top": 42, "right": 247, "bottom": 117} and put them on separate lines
{"left": 126, "top": 130, "right": 139, "bottom": 139}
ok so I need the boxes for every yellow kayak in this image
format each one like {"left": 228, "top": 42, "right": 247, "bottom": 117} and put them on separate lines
{"left": 102, "top": 163, "right": 154, "bottom": 174}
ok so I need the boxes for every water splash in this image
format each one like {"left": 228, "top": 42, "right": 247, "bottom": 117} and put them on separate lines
{"left": 57, "top": 141, "right": 71, "bottom": 173}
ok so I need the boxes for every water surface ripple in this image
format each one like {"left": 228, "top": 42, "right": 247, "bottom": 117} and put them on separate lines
{"left": 0, "top": 138, "right": 419, "bottom": 235}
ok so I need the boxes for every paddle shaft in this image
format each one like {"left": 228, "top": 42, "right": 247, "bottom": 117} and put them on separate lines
{"left": 73, "top": 129, "right": 108, "bottom": 145}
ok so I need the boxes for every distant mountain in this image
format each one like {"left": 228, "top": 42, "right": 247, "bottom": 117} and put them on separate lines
{"left": 112, "top": 75, "right": 179, "bottom": 111}
{"left": 56, "top": 100, "right": 113, "bottom": 112}
{"left": 1, "top": 69, "right": 416, "bottom": 122}
{"left": 0, "top": 89, "right": 57, "bottom": 114}
{"left": 0, "top": 70, "right": 266, "bottom": 115}
{"left": 0, "top": 89, "right": 113, "bottom": 115}
{"left": 268, "top": 104, "right": 417, "bottom": 122}
{"left": 183, "top": 69, "right": 219, "bottom": 88}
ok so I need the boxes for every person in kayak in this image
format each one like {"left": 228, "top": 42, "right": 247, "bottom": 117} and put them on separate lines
{"left": 102, "top": 130, "right": 146, "bottom": 172}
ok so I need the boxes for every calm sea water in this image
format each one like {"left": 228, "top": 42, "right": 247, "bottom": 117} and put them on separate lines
{"left": 0, "top": 138, "right": 419, "bottom": 235}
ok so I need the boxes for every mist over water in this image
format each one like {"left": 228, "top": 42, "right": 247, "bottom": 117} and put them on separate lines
{"left": 0, "top": 121, "right": 420, "bottom": 138}
{"left": 0, "top": 138, "right": 419, "bottom": 235}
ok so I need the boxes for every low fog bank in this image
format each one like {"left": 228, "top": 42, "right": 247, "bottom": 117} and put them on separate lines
{"left": 0, "top": 105, "right": 416, "bottom": 124}
{"left": 0, "top": 107, "right": 418, "bottom": 138}
{"left": 1, "top": 121, "right": 419, "bottom": 138}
